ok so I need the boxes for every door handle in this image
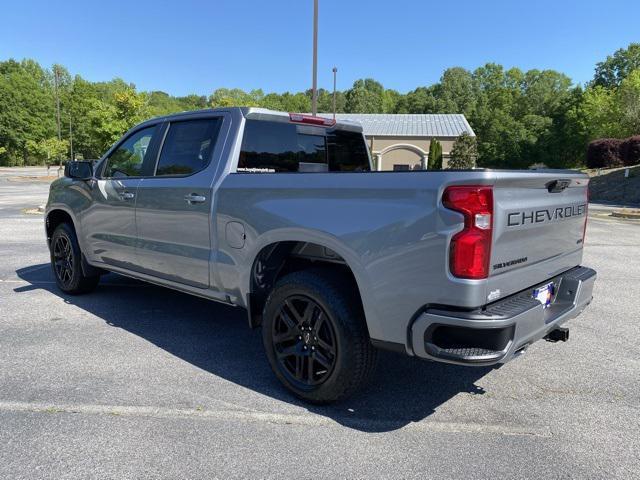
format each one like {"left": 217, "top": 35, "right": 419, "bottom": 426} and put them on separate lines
{"left": 184, "top": 193, "right": 206, "bottom": 204}
{"left": 119, "top": 191, "right": 135, "bottom": 200}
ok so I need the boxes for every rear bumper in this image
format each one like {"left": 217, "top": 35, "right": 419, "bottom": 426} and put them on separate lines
{"left": 410, "top": 266, "right": 596, "bottom": 366}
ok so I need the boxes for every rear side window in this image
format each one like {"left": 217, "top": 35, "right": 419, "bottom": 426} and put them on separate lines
{"left": 155, "top": 118, "right": 222, "bottom": 176}
{"left": 238, "top": 120, "right": 370, "bottom": 173}
{"left": 326, "top": 129, "right": 370, "bottom": 172}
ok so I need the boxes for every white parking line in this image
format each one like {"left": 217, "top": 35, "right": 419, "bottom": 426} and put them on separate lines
{"left": 0, "top": 400, "right": 551, "bottom": 437}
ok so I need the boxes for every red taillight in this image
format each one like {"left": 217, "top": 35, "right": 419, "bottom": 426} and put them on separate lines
{"left": 443, "top": 186, "right": 494, "bottom": 279}
{"left": 289, "top": 113, "right": 336, "bottom": 127}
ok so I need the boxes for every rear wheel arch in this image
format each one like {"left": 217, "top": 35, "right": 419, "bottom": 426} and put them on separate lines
{"left": 247, "top": 241, "right": 368, "bottom": 332}
{"left": 261, "top": 267, "right": 378, "bottom": 403}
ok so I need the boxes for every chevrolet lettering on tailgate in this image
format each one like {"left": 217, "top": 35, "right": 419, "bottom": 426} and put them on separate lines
{"left": 507, "top": 204, "right": 587, "bottom": 227}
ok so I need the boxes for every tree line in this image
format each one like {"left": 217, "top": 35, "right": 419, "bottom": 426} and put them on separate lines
{"left": 1, "top": 43, "right": 639, "bottom": 169}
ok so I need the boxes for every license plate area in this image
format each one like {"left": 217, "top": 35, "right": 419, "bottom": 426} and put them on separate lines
{"left": 533, "top": 282, "right": 555, "bottom": 308}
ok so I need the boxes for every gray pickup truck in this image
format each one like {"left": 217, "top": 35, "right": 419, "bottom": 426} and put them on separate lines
{"left": 46, "top": 107, "right": 596, "bottom": 403}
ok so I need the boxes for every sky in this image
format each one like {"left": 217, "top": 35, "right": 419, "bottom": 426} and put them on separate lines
{"left": 1, "top": 0, "right": 639, "bottom": 97}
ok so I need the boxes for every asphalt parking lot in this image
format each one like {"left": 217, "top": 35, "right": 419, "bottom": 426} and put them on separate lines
{"left": 0, "top": 169, "right": 639, "bottom": 479}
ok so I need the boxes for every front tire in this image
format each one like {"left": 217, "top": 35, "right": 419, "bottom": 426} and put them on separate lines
{"left": 262, "top": 269, "right": 377, "bottom": 404}
{"left": 50, "top": 223, "right": 100, "bottom": 294}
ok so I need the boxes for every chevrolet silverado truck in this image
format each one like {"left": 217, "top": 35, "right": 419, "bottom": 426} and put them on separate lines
{"left": 45, "top": 108, "right": 596, "bottom": 403}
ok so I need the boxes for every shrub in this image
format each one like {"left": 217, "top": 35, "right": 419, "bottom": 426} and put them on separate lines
{"left": 586, "top": 138, "right": 624, "bottom": 168}
{"left": 448, "top": 133, "right": 477, "bottom": 169}
{"left": 621, "top": 136, "right": 640, "bottom": 166}
{"left": 428, "top": 138, "right": 442, "bottom": 170}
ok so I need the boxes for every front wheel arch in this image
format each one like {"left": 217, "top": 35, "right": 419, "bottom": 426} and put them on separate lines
{"left": 46, "top": 209, "right": 76, "bottom": 246}
{"left": 49, "top": 222, "right": 100, "bottom": 294}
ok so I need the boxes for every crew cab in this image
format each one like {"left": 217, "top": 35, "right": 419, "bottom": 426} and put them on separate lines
{"left": 45, "top": 108, "right": 596, "bottom": 403}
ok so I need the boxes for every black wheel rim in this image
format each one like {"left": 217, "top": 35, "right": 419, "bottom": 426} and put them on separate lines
{"left": 53, "top": 235, "right": 74, "bottom": 286}
{"left": 272, "top": 295, "right": 337, "bottom": 387}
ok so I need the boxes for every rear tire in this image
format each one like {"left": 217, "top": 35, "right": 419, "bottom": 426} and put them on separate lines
{"left": 50, "top": 223, "right": 100, "bottom": 295}
{"left": 262, "top": 269, "right": 377, "bottom": 404}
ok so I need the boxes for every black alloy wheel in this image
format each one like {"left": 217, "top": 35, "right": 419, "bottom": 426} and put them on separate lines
{"left": 52, "top": 233, "right": 74, "bottom": 288}
{"left": 271, "top": 295, "right": 337, "bottom": 387}
{"left": 262, "top": 269, "right": 377, "bottom": 404}
{"left": 49, "top": 223, "right": 100, "bottom": 294}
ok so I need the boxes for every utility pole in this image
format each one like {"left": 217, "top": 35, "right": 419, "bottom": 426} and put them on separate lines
{"left": 311, "top": 0, "right": 318, "bottom": 116}
{"left": 53, "top": 66, "right": 62, "bottom": 168}
{"left": 69, "top": 117, "right": 74, "bottom": 162}
{"left": 332, "top": 67, "right": 337, "bottom": 120}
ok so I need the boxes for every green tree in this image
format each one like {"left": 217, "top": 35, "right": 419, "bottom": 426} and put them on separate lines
{"left": 593, "top": 43, "right": 640, "bottom": 88}
{"left": 438, "top": 67, "right": 477, "bottom": 116}
{"left": 519, "top": 69, "right": 572, "bottom": 117}
{"left": 428, "top": 138, "right": 443, "bottom": 169}
{"left": 26, "top": 137, "right": 69, "bottom": 163}
{"left": 382, "top": 89, "right": 401, "bottom": 113}
{"left": 575, "top": 85, "right": 621, "bottom": 140}
{"left": 260, "top": 92, "right": 285, "bottom": 111}
{"left": 177, "top": 94, "right": 207, "bottom": 110}
{"left": 66, "top": 75, "right": 108, "bottom": 159}
{"left": 470, "top": 64, "right": 524, "bottom": 167}
{"left": 316, "top": 88, "right": 346, "bottom": 114}
{"left": 395, "top": 86, "right": 439, "bottom": 113}
{"left": 278, "top": 92, "right": 311, "bottom": 112}
{"left": 5, "top": 46, "right": 640, "bottom": 171}
{"left": 618, "top": 69, "right": 640, "bottom": 135}
{"left": 0, "top": 59, "right": 56, "bottom": 165}
{"left": 533, "top": 86, "right": 587, "bottom": 168}
{"left": 209, "top": 88, "right": 263, "bottom": 107}
{"left": 147, "top": 91, "right": 182, "bottom": 116}
{"left": 85, "top": 86, "right": 148, "bottom": 154}
{"left": 345, "top": 79, "right": 384, "bottom": 113}
{"left": 448, "top": 133, "right": 477, "bottom": 169}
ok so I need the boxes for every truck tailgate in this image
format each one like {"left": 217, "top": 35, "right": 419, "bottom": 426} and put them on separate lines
{"left": 487, "top": 172, "right": 589, "bottom": 299}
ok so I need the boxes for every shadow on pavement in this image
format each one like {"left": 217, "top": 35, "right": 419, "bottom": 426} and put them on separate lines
{"left": 16, "top": 263, "right": 493, "bottom": 432}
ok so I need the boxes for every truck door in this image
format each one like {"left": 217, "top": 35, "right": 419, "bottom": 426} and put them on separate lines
{"left": 134, "top": 115, "right": 227, "bottom": 288}
{"left": 82, "top": 125, "right": 160, "bottom": 270}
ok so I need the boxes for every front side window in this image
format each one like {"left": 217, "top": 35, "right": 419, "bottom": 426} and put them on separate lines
{"left": 155, "top": 118, "right": 222, "bottom": 176}
{"left": 238, "top": 120, "right": 370, "bottom": 173}
{"left": 103, "top": 126, "right": 157, "bottom": 178}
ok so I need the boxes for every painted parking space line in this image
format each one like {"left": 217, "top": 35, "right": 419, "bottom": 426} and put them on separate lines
{"left": 0, "top": 400, "right": 551, "bottom": 437}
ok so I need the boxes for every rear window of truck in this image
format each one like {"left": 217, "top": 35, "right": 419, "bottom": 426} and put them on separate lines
{"left": 237, "top": 120, "right": 370, "bottom": 173}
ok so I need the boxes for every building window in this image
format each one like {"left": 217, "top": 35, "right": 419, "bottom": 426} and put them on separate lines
{"left": 393, "top": 164, "right": 410, "bottom": 171}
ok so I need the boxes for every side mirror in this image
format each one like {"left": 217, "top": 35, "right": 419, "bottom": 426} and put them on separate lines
{"left": 64, "top": 161, "right": 93, "bottom": 180}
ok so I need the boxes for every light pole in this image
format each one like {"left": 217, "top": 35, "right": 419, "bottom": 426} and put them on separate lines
{"left": 69, "top": 116, "right": 74, "bottom": 162}
{"left": 311, "top": 0, "right": 318, "bottom": 116}
{"left": 53, "top": 66, "right": 62, "bottom": 169}
{"left": 332, "top": 67, "right": 337, "bottom": 120}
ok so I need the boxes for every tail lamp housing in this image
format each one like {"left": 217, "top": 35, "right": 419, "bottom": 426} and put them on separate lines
{"left": 443, "top": 186, "right": 494, "bottom": 279}
{"left": 289, "top": 113, "right": 336, "bottom": 127}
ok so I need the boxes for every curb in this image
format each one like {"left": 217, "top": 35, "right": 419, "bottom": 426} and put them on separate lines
{"left": 22, "top": 205, "right": 45, "bottom": 215}
{"left": 611, "top": 210, "right": 640, "bottom": 219}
